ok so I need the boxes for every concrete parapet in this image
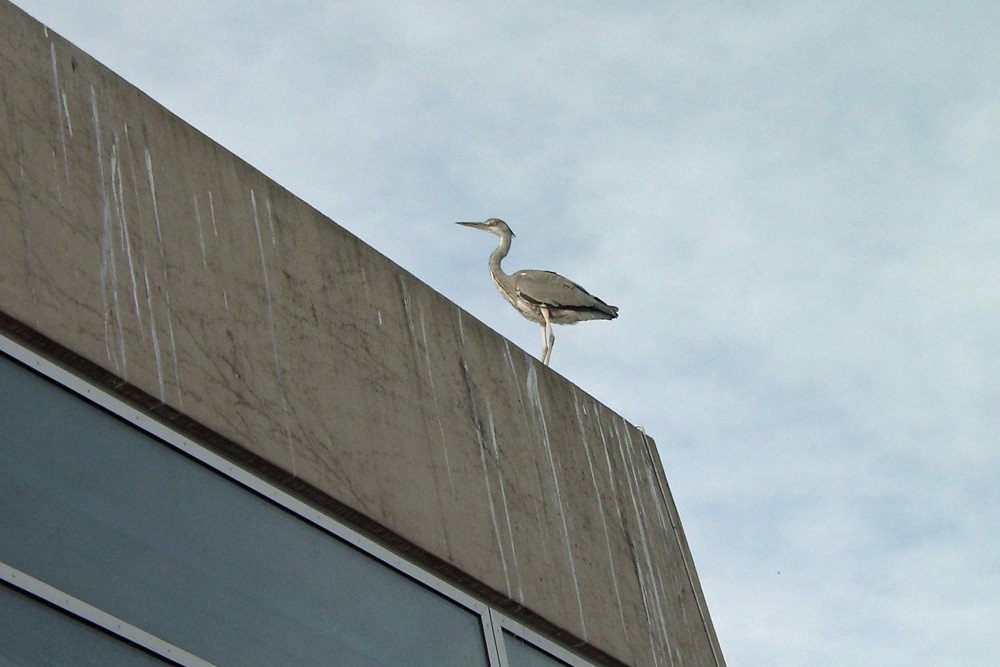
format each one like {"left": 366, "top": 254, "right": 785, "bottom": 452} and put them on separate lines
{"left": 0, "top": 2, "right": 724, "bottom": 664}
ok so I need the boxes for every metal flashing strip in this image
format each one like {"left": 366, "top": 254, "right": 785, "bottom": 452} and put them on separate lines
{"left": 0, "top": 562, "right": 216, "bottom": 667}
{"left": 490, "top": 608, "right": 595, "bottom": 667}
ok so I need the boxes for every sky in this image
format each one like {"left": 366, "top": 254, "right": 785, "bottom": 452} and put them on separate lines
{"left": 14, "top": 1, "right": 1000, "bottom": 664}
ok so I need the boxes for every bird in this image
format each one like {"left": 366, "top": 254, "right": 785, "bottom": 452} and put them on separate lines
{"left": 457, "top": 218, "right": 618, "bottom": 366}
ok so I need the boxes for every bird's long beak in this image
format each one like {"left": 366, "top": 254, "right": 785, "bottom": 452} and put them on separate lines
{"left": 456, "top": 221, "right": 514, "bottom": 237}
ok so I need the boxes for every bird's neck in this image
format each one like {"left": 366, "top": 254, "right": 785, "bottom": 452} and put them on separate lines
{"left": 488, "top": 234, "right": 512, "bottom": 279}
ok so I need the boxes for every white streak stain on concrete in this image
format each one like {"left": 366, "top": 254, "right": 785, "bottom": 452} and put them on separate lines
{"left": 613, "top": 422, "right": 662, "bottom": 664}
{"left": 49, "top": 42, "right": 70, "bottom": 189}
{"left": 637, "top": 438, "right": 670, "bottom": 535}
{"left": 110, "top": 130, "right": 143, "bottom": 334}
{"left": 573, "top": 390, "right": 630, "bottom": 646}
{"left": 594, "top": 409, "right": 659, "bottom": 664}
{"left": 623, "top": 425, "right": 672, "bottom": 607}
{"left": 502, "top": 339, "right": 519, "bottom": 387}
{"left": 120, "top": 124, "right": 153, "bottom": 348}
{"left": 417, "top": 302, "right": 455, "bottom": 494}
{"left": 61, "top": 92, "right": 73, "bottom": 136}
{"left": 503, "top": 341, "right": 551, "bottom": 564}
{"left": 634, "top": 435, "right": 682, "bottom": 665}
{"left": 481, "top": 444, "right": 510, "bottom": 593}
{"left": 264, "top": 196, "right": 277, "bottom": 246}
{"left": 142, "top": 263, "right": 165, "bottom": 400}
{"left": 398, "top": 276, "right": 456, "bottom": 555}
{"left": 122, "top": 123, "right": 142, "bottom": 214}
{"left": 144, "top": 148, "right": 164, "bottom": 247}
{"left": 526, "top": 365, "right": 587, "bottom": 639}
{"left": 622, "top": 423, "right": 679, "bottom": 664}
{"left": 207, "top": 190, "right": 218, "bottom": 236}
{"left": 417, "top": 307, "right": 434, "bottom": 385}
{"left": 485, "top": 396, "right": 523, "bottom": 602}
{"left": 193, "top": 193, "right": 207, "bottom": 266}
{"left": 501, "top": 343, "right": 531, "bottom": 433}
{"left": 105, "top": 139, "right": 128, "bottom": 375}
{"left": 144, "top": 147, "right": 182, "bottom": 405}
{"left": 122, "top": 127, "right": 163, "bottom": 380}
{"left": 90, "top": 86, "right": 121, "bottom": 375}
{"left": 251, "top": 188, "right": 296, "bottom": 476}
{"left": 465, "top": 364, "right": 511, "bottom": 594}
{"left": 613, "top": 418, "right": 670, "bottom": 664}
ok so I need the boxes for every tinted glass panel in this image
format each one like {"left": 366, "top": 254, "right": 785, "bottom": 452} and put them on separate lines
{"left": 0, "top": 354, "right": 488, "bottom": 667}
{"left": 0, "top": 583, "right": 169, "bottom": 666}
{"left": 504, "top": 630, "right": 571, "bottom": 667}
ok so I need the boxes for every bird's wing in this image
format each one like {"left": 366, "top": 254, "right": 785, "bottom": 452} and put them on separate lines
{"left": 512, "top": 270, "right": 616, "bottom": 315}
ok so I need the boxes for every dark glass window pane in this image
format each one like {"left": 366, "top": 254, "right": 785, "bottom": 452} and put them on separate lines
{"left": 504, "top": 630, "right": 571, "bottom": 667}
{"left": 0, "top": 583, "right": 169, "bottom": 666}
{"left": 0, "top": 354, "right": 488, "bottom": 667}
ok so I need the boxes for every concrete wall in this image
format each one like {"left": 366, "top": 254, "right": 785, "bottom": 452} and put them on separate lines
{"left": 0, "top": 2, "right": 724, "bottom": 665}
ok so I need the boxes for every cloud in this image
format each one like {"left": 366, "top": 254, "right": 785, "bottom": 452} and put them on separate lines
{"left": 18, "top": 0, "right": 1000, "bottom": 663}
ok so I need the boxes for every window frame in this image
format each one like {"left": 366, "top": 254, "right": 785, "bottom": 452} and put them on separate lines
{"left": 0, "top": 563, "right": 208, "bottom": 666}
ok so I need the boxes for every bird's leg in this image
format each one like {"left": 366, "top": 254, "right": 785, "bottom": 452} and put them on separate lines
{"left": 547, "top": 325, "right": 555, "bottom": 363}
{"left": 538, "top": 322, "right": 549, "bottom": 365}
{"left": 539, "top": 306, "right": 555, "bottom": 366}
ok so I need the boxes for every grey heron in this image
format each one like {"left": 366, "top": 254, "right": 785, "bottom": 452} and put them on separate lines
{"left": 457, "top": 218, "right": 618, "bottom": 366}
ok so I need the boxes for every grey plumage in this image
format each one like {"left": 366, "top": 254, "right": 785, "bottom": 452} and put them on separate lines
{"left": 457, "top": 218, "right": 618, "bottom": 365}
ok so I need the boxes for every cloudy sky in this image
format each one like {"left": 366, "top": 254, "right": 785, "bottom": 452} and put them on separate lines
{"left": 16, "top": 1, "right": 1000, "bottom": 664}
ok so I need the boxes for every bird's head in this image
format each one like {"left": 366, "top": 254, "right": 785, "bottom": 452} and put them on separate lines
{"left": 456, "top": 218, "right": 515, "bottom": 238}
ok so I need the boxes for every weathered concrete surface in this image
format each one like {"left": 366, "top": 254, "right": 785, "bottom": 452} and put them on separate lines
{"left": 0, "top": 2, "right": 725, "bottom": 665}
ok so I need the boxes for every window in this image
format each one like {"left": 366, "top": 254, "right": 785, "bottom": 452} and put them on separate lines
{"left": 0, "top": 582, "right": 170, "bottom": 666}
{"left": 0, "top": 335, "right": 593, "bottom": 666}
